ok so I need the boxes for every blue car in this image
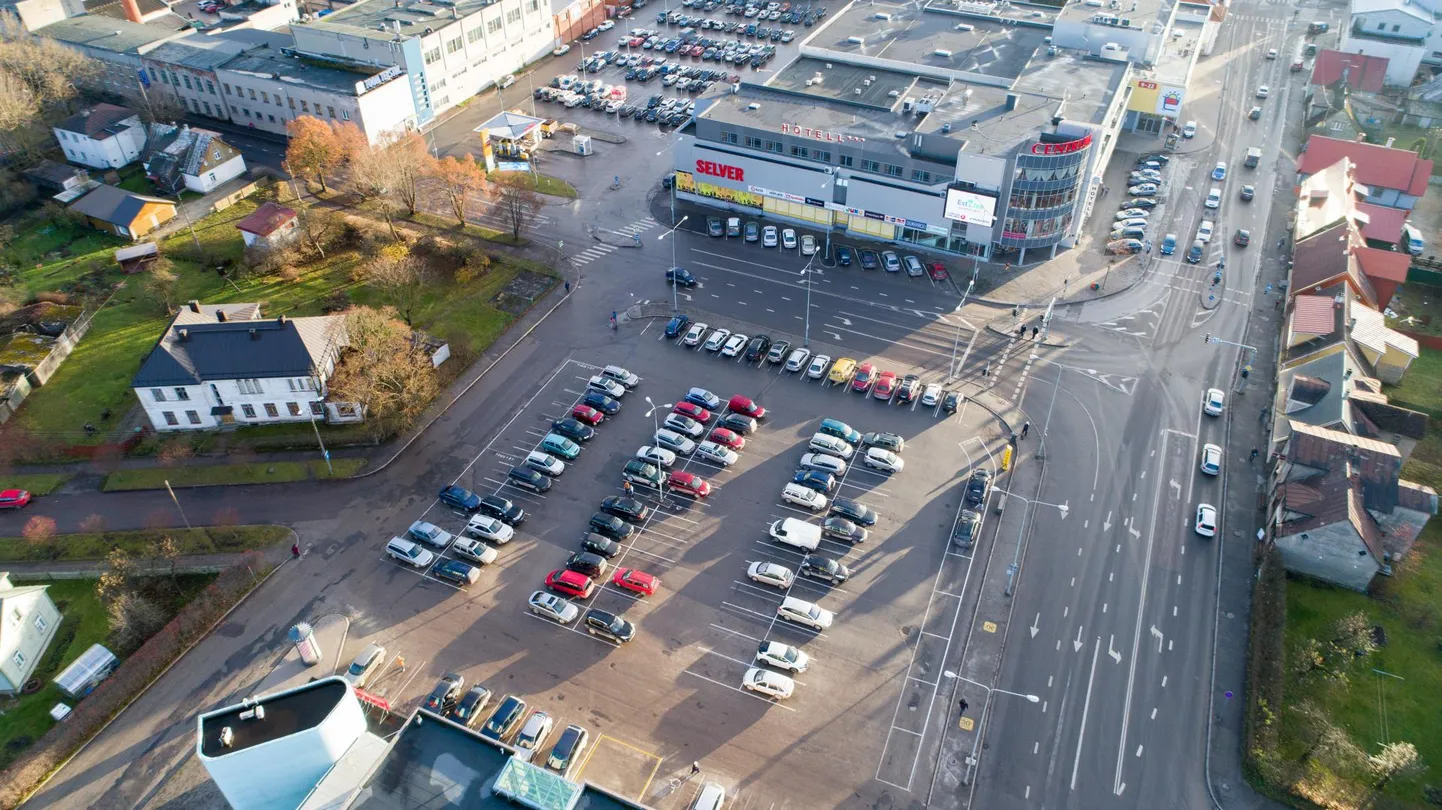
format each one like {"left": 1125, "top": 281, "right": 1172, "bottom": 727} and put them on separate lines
{"left": 582, "top": 391, "right": 621, "bottom": 415}
{"left": 1159, "top": 234, "right": 1177, "bottom": 256}
{"left": 1211, "top": 162, "right": 1227, "bottom": 181}
{"left": 439, "top": 485, "right": 481, "bottom": 511}
{"left": 793, "top": 469, "right": 837, "bottom": 493}
{"left": 835, "top": 246, "right": 854, "bottom": 266}
{"left": 665, "top": 314, "right": 689, "bottom": 338}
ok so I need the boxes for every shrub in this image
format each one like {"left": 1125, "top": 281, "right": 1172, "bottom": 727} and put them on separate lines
{"left": 28, "top": 291, "right": 70, "bottom": 306}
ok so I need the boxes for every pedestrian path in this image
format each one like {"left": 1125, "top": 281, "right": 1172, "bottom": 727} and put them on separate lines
{"left": 615, "top": 216, "right": 659, "bottom": 237}
{"left": 571, "top": 242, "right": 619, "bottom": 265}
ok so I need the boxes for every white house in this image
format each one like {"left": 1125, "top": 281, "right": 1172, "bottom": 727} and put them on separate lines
{"left": 52, "top": 103, "right": 147, "bottom": 169}
{"left": 235, "top": 202, "right": 298, "bottom": 248}
{"left": 131, "top": 301, "right": 361, "bottom": 430}
{"left": 141, "top": 123, "right": 247, "bottom": 194}
{"left": 0, "top": 573, "right": 63, "bottom": 695}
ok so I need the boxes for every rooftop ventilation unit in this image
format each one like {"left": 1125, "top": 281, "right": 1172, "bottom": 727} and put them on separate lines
{"left": 935, "top": 49, "right": 953, "bottom": 57}
{"left": 1005, "top": 93, "right": 1018, "bottom": 111}
{"left": 846, "top": 36, "right": 865, "bottom": 44}
{"left": 863, "top": 78, "right": 872, "bottom": 86}
{"left": 875, "top": 11, "right": 890, "bottom": 19}
{"left": 903, "top": 97, "right": 915, "bottom": 112}
{"left": 746, "top": 102, "right": 760, "bottom": 109}
{"left": 955, "top": 22, "right": 974, "bottom": 31}
{"left": 855, "top": 88, "right": 863, "bottom": 95}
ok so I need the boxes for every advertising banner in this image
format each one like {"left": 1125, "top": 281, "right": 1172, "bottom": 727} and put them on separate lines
{"left": 942, "top": 187, "right": 998, "bottom": 226}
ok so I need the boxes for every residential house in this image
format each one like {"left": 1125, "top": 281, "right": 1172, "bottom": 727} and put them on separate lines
{"left": 235, "top": 202, "right": 298, "bottom": 248}
{"left": 1339, "top": 0, "right": 1438, "bottom": 86}
{"left": 1282, "top": 283, "right": 1419, "bottom": 383}
{"left": 1290, "top": 222, "right": 1381, "bottom": 307}
{"left": 0, "top": 573, "right": 62, "bottom": 695}
{"left": 1271, "top": 347, "right": 1427, "bottom": 460}
{"left": 1269, "top": 422, "right": 1437, "bottom": 591}
{"left": 1400, "top": 72, "right": 1442, "bottom": 127}
{"left": 52, "top": 103, "right": 147, "bottom": 170}
{"left": 1355, "top": 202, "right": 1407, "bottom": 247}
{"left": 141, "top": 123, "right": 247, "bottom": 194}
{"left": 130, "top": 300, "right": 359, "bottom": 431}
{"left": 23, "top": 160, "right": 90, "bottom": 196}
{"left": 1296, "top": 135, "right": 1433, "bottom": 210}
{"left": 67, "top": 184, "right": 177, "bottom": 240}
{"left": 1309, "top": 49, "right": 1390, "bottom": 93}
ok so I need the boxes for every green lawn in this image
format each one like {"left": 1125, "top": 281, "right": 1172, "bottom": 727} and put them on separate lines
{"left": 489, "top": 170, "right": 578, "bottom": 199}
{"left": 0, "top": 473, "right": 72, "bottom": 496}
{"left": 1385, "top": 283, "right": 1442, "bottom": 341}
{"left": 0, "top": 524, "right": 291, "bottom": 562}
{"left": 102, "top": 458, "right": 367, "bottom": 491}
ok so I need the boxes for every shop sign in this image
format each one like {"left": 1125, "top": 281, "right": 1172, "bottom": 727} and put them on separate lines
{"left": 780, "top": 123, "right": 866, "bottom": 143}
{"left": 863, "top": 210, "right": 885, "bottom": 221}
{"left": 1002, "top": 229, "right": 1027, "bottom": 240}
{"left": 805, "top": 197, "right": 827, "bottom": 208}
{"left": 1031, "top": 133, "right": 1093, "bottom": 156}
{"left": 925, "top": 223, "right": 951, "bottom": 236}
{"left": 748, "top": 185, "right": 807, "bottom": 203}
{"left": 884, "top": 215, "right": 906, "bottom": 226}
{"left": 362, "top": 64, "right": 404, "bottom": 92}
{"left": 1136, "top": 80, "right": 1158, "bottom": 90}
{"left": 696, "top": 159, "right": 745, "bottom": 181}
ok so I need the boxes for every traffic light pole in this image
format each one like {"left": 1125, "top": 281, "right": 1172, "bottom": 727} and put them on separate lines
{"left": 1203, "top": 333, "right": 1260, "bottom": 386}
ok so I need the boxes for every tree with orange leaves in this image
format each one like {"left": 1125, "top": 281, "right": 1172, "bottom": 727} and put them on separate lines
{"left": 285, "top": 115, "right": 340, "bottom": 192}
{"left": 429, "top": 154, "right": 488, "bottom": 225}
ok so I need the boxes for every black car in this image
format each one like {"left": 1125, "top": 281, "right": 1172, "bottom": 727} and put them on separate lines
{"left": 601, "top": 495, "right": 652, "bottom": 523}
{"left": 583, "top": 391, "right": 622, "bottom": 415}
{"left": 589, "top": 512, "right": 635, "bottom": 540}
{"left": 792, "top": 469, "right": 836, "bottom": 493}
{"left": 423, "top": 673, "right": 465, "bottom": 713}
{"left": 896, "top": 374, "right": 921, "bottom": 403}
{"left": 800, "top": 554, "right": 850, "bottom": 584}
{"left": 965, "top": 468, "right": 992, "bottom": 507}
{"left": 478, "top": 494, "right": 525, "bottom": 526}
{"left": 859, "top": 250, "right": 880, "bottom": 270}
{"left": 822, "top": 516, "right": 868, "bottom": 544}
{"left": 438, "top": 485, "right": 481, "bottom": 511}
{"left": 835, "top": 245, "right": 854, "bottom": 266}
{"left": 861, "top": 431, "right": 904, "bottom": 453}
{"left": 1137, "top": 153, "right": 1171, "bottom": 166}
{"left": 718, "top": 413, "right": 757, "bottom": 434}
{"left": 480, "top": 695, "right": 527, "bottom": 742}
{"left": 509, "top": 466, "right": 553, "bottom": 493}
{"left": 566, "top": 551, "right": 609, "bottom": 578}
{"left": 765, "top": 340, "right": 791, "bottom": 364}
{"left": 1121, "top": 197, "right": 1159, "bottom": 210}
{"left": 584, "top": 608, "right": 636, "bottom": 643}
{"left": 581, "top": 532, "right": 622, "bottom": 558}
{"left": 547, "top": 724, "right": 590, "bottom": 774}
{"left": 830, "top": 497, "right": 878, "bottom": 526}
{"left": 448, "top": 685, "right": 492, "bottom": 727}
{"left": 744, "top": 334, "right": 771, "bottom": 362}
{"left": 665, "top": 314, "right": 690, "bottom": 338}
{"left": 942, "top": 391, "right": 961, "bottom": 414}
{"left": 707, "top": 216, "right": 724, "bottom": 237}
{"left": 953, "top": 509, "right": 981, "bottom": 548}
{"left": 551, "top": 418, "right": 596, "bottom": 443}
{"left": 666, "top": 266, "right": 697, "bottom": 287}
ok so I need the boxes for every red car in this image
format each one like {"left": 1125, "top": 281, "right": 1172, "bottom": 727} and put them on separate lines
{"left": 571, "top": 404, "right": 605, "bottom": 426}
{"left": 873, "top": 371, "right": 898, "bottom": 400}
{"left": 851, "top": 363, "right": 876, "bottom": 393}
{"left": 545, "top": 569, "right": 595, "bottom": 598}
{"left": 666, "top": 470, "right": 711, "bottom": 498}
{"left": 672, "top": 402, "right": 711, "bottom": 422}
{"left": 927, "top": 262, "right": 950, "bottom": 281}
{"left": 727, "top": 395, "right": 766, "bottom": 420}
{"left": 0, "top": 489, "right": 32, "bottom": 510}
{"left": 612, "top": 567, "right": 660, "bottom": 596}
{"left": 709, "top": 427, "right": 745, "bottom": 450}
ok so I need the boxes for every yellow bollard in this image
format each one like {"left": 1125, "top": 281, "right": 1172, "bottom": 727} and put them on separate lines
{"left": 1001, "top": 446, "right": 1013, "bottom": 471}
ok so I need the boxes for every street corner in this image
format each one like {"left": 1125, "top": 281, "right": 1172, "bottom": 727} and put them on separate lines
{"left": 574, "top": 734, "right": 666, "bottom": 803}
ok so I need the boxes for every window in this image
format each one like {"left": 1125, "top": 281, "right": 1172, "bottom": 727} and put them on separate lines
{"left": 1378, "top": 21, "right": 1386, "bottom": 30}
{"left": 183, "top": 75, "right": 193, "bottom": 90}
{"left": 883, "top": 164, "right": 903, "bottom": 177}
{"left": 163, "top": 411, "right": 178, "bottom": 426}
{"left": 812, "top": 150, "right": 831, "bottom": 162}
{"left": 203, "top": 102, "right": 212, "bottom": 115}
{"left": 861, "top": 159, "right": 880, "bottom": 173}
{"left": 190, "top": 99, "right": 200, "bottom": 113}
{"left": 300, "top": 100, "right": 309, "bottom": 112}
{"left": 424, "top": 47, "right": 441, "bottom": 65}
{"left": 506, "top": 8, "right": 520, "bottom": 23}
{"left": 447, "top": 36, "right": 463, "bottom": 54}
{"left": 327, "top": 106, "right": 336, "bottom": 118}
{"left": 260, "top": 91, "right": 269, "bottom": 103}
{"left": 839, "top": 154, "right": 854, "bottom": 167}
{"left": 288, "top": 97, "right": 295, "bottom": 109}
{"left": 33, "top": 614, "right": 46, "bottom": 633}
{"left": 238, "top": 379, "right": 263, "bottom": 394}
{"left": 224, "top": 83, "right": 232, "bottom": 95}
{"left": 231, "top": 105, "right": 238, "bottom": 114}
{"left": 9, "top": 607, "right": 20, "bottom": 623}
{"left": 248, "top": 88, "right": 257, "bottom": 100}
{"left": 744, "top": 135, "right": 763, "bottom": 149}
{"left": 243, "top": 108, "right": 251, "bottom": 118}
{"left": 487, "top": 17, "right": 502, "bottom": 34}
{"left": 174, "top": 387, "right": 190, "bottom": 401}
{"left": 275, "top": 95, "right": 282, "bottom": 106}
{"left": 912, "top": 169, "right": 932, "bottom": 183}
{"left": 467, "top": 26, "right": 483, "bottom": 43}
{"left": 206, "top": 80, "right": 215, "bottom": 94}
{"left": 1393, "top": 23, "right": 1401, "bottom": 32}
{"left": 527, "top": 0, "right": 538, "bottom": 9}
{"left": 151, "top": 388, "right": 166, "bottom": 402}
{"left": 160, "top": 71, "right": 170, "bottom": 84}
{"left": 287, "top": 402, "right": 301, "bottom": 416}
{"left": 264, "top": 403, "right": 279, "bottom": 418}
{"left": 169, "top": 71, "right": 178, "bottom": 86}
{"left": 310, "top": 401, "right": 324, "bottom": 416}
{"left": 765, "top": 140, "right": 783, "bottom": 153}
{"left": 341, "top": 110, "right": 350, "bottom": 120}
{"left": 186, "top": 410, "right": 201, "bottom": 425}
{"left": 12, "top": 651, "right": 24, "bottom": 669}
{"left": 721, "top": 130, "right": 738, "bottom": 144}
{"left": 241, "top": 403, "right": 256, "bottom": 418}
{"left": 790, "top": 145, "right": 809, "bottom": 158}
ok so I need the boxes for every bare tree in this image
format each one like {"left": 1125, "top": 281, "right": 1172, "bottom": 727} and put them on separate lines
{"left": 97, "top": 547, "right": 135, "bottom": 606}
{"left": 106, "top": 590, "right": 166, "bottom": 650}
{"left": 1332, "top": 611, "right": 1378, "bottom": 658}
{"left": 491, "top": 172, "right": 542, "bottom": 242}
{"left": 328, "top": 305, "right": 440, "bottom": 425}
{"left": 144, "top": 258, "right": 180, "bottom": 314}
{"left": 1369, "top": 741, "right": 1424, "bottom": 793}
{"left": 1291, "top": 702, "right": 1364, "bottom": 771}
{"left": 348, "top": 143, "right": 405, "bottom": 240}
{"left": 359, "top": 243, "right": 429, "bottom": 326}
{"left": 78, "top": 513, "right": 106, "bottom": 534}
{"left": 383, "top": 132, "right": 433, "bottom": 216}
{"left": 148, "top": 535, "right": 182, "bottom": 594}
{"left": 429, "top": 154, "right": 488, "bottom": 225}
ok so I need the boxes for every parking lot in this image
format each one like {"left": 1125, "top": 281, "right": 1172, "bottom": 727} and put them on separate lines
{"left": 351, "top": 323, "right": 1011, "bottom": 807}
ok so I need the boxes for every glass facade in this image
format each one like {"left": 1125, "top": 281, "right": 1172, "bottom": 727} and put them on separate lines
{"left": 998, "top": 144, "right": 1090, "bottom": 251}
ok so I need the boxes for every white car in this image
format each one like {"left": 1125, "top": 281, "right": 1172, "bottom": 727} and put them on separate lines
{"left": 1183, "top": 119, "right": 1197, "bottom": 138}
{"left": 553, "top": 44, "right": 572, "bottom": 56}
{"left": 1200, "top": 443, "right": 1222, "bottom": 475}
{"left": 1195, "top": 503, "right": 1218, "bottom": 537}
{"left": 407, "top": 520, "right": 453, "bottom": 549}
{"left": 808, "top": 433, "right": 854, "bottom": 459}
{"left": 1256, "top": 85, "right": 1269, "bottom": 98}
{"left": 597, "top": 19, "right": 614, "bottom": 30}
{"left": 703, "top": 328, "right": 731, "bottom": 352}
{"left": 781, "top": 228, "right": 797, "bottom": 249}
{"left": 806, "top": 354, "right": 831, "bottom": 379}
{"left": 721, "top": 333, "right": 749, "bottom": 357}
{"left": 1204, "top": 189, "right": 1221, "bottom": 210}
{"left": 785, "top": 347, "right": 811, "bottom": 372}
{"left": 920, "top": 384, "right": 943, "bottom": 407}
{"left": 1197, "top": 220, "right": 1215, "bottom": 242}
{"left": 653, "top": 429, "right": 696, "bottom": 456}
{"left": 754, "top": 640, "right": 809, "bottom": 673}
{"left": 452, "top": 537, "right": 499, "bottom": 565}
{"left": 529, "top": 591, "right": 579, "bottom": 623}
{"left": 747, "top": 561, "right": 794, "bottom": 589}
{"left": 799, "top": 452, "right": 847, "bottom": 476}
{"left": 777, "top": 595, "right": 833, "bottom": 629}
{"left": 587, "top": 375, "right": 626, "bottom": 398}
{"left": 800, "top": 234, "right": 817, "bottom": 255}
{"left": 1116, "top": 217, "right": 1149, "bottom": 230}
{"left": 636, "top": 445, "right": 678, "bottom": 468}
{"left": 741, "top": 667, "right": 795, "bottom": 699}
{"left": 782, "top": 482, "right": 828, "bottom": 510}
{"left": 525, "top": 451, "right": 565, "bottom": 477}
{"left": 1115, "top": 208, "right": 1150, "bottom": 220}
{"left": 862, "top": 447, "right": 904, "bottom": 474}
{"left": 1203, "top": 387, "right": 1225, "bottom": 416}
{"left": 1127, "top": 183, "right": 1159, "bottom": 196}
{"left": 762, "top": 226, "right": 779, "bottom": 247}
{"left": 663, "top": 412, "right": 704, "bottom": 437}
{"left": 682, "top": 322, "right": 709, "bottom": 346}
{"left": 466, "top": 514, "right": 515, "bottom": 544}
{"left": 1266, "top": 47, "right": 1277, "bottom": 59}
{"left": 696, "top": 441, "right": 738, "bottom": 467}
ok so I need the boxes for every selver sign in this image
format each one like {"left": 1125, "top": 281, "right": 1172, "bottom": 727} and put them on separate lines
{"left": 695, "top": 160, "right": 745, "bottom": 181}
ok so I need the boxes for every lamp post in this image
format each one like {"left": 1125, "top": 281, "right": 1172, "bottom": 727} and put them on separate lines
{"left": 643, "top": 397, "right": 662, "bottom": 442}
{"left": 990, "top": 488, "right": 1068, "bottom": 597}
{"left": 946, "top": 261, "right": 981, "bottom": 382}
{"left": 951, "top": 676, "right": 1040, "bottom": 790}
{"left": 799, "top": 252, "right": 820, "bottom": 347}
{"left": 658, "top": 215, "right": 689, "bottom": 313}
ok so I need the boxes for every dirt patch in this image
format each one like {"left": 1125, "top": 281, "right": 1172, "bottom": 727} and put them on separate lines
{"left": 490, "top": 271, "right": 555, "bottom": 315}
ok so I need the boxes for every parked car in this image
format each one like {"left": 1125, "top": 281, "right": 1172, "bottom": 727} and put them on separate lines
{"left": 423, "top": 673, "right": 465, "bottom": 713}
{"left": 965, "top": 468, "right": 992, "bottom": 506}
{"left": 952, "top": 509, "right": 981, "bottom": 548}
{"left": 584, "top": 609, "right": 636, "bottom": 643}
{"left": 0, "top": 489, "right": 31, "bottom": 510}
{"left": 822, "top": 516, "right": 868, "bottom": 543}
{"left": 449, "top": 685, "right": 493, "bottom": 727}
{"left": 571, "top": 404, "right": 605, "bottom": 425}
{"left": 551, "top": 418, "right": 596, "bottom": 443}
{"left": 742, "top": 667, "right": 795, "bottom": 699}
{"left": 755, "top": 640, "right": 808, "bottom": 673}
{"left": 601, "top": 495, "right": 652, "bottom": 523}
{"left": 547, "top": 724, "right": 590, "bottom": 776}
{"left": 480, "top": 695, "right": 528, "bottom": 742}
{"left": 588, "top": 512, "right": 634, "bottom": 541}
{"left": 1195, "top": 503, "right": 1218, "bottom": 537}
{"left": 341, "top": 642, "right": 387, "bottom": 688}
{"left": 508, "top": 466, "right": 553, "bottom": 493}
{"left": 438, "top": 485, "right": 482, "bottom": 512}
{"left": 800, "top": 553, "right": 849, "bottom": 584}
{"left": 386, "top": 537, "right": 435, "bottom": 568}
{"left": 432, "top": 559, "right": 480, "bottom": 586}
{"left": 407, "top": 520, "right": 454, "bottom": 549}
{"left": 466, "top": 513, "right": 516, "bottom": 543}
{"left": 612, "top": 567, "right": 660, "bottom": 595}
{"left": 747, "top": 561, "right": 794, "bottom": 589}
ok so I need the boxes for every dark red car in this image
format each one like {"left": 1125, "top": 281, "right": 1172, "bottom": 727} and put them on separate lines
{"left": 727, "top": 395, "right": 766, "bottom": 420}
{"left": 851, "top": 363, "right": 876, "bottom": 393}
{"left": 612, "top": 567, "right": 660, "bottom": 596}
{"left": 545, "top": 569, "right": 595, "bottom": 598}
{"left": 709, "top": 427, "right": 745, "bottom": 450}
{"left": 927, "top": 262, "right": 949, "bottom": 281}
{"left": 666, "top": 470, "right": 711, "bottom": 498}
{"left": 672, "top": 402, "right": 711, "bottom": 422}
{"left": 872, "top": 371, "right": 898, "bottom": 400}
{"left": 0, "top": 489, "right": 31, "bottom": 510}
{"left": 571, "top": 404, "right": 605, "bottom": 426}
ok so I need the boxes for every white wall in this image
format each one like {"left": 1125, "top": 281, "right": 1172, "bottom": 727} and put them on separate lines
{"left": 185, "top": 153, "right": 246, "bottom": 194}
{"left": 217, "top": 67, "right": 416, "bottom": 144}
{"left": 412, "top": 0, "right": 554, "bottom": 116}
{"left": 53, "top": 123, "right": 146, "bottom": 169}
{"left": 138, "top": 376, "right": 328, "bottom": 431}
{"left": 1340, "top": 34, "right": 1427, "bottom": 85}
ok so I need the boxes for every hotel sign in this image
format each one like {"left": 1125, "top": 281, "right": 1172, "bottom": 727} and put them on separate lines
{"left": 781, "top": 123, "right": 866, "bottom": 143}
{"left": 696, "top": 160, "right": 745, "bottom": 181}
{"left": 1031, "top": 132, "right": 1093, "bottom": 156}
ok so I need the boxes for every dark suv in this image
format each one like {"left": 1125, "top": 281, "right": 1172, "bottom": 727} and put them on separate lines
{"left": 952, "top": 509, "right": 981, "bottom": 548}
{"left": 584, "top": 608, "right": 636, "bottom": 643}
{"left": 589, "top": 512, "right": 634, "bottom": 540}
{"left": 744, "top": 334, "right": 771, "bottom": 362}
{"left": 601, "top": 495, "right": 652, "bottom": 523}
{"left": 965, "top": 469, "right": 992, "bottom": 507}
{"left": 478, "top": 495, "right": 525, "bottom": 526}
{"left": 566, "top": 551, "right": 609, "bottom": 578}
{"left": 423, "top": 673, "right": 465, "bottom": 713}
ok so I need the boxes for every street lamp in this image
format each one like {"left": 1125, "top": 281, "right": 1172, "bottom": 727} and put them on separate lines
{"left": 643, "top": 397, "right": 662, "bottom": 442}
{"left": 658, "top": 215, "right": 689, "bottom": 313}
{"left": 991, "top": 488, "right": 1068, "bottom": 597}
{"left": 950, "top": 676, "right": 1041, "bottom": 791}
{"left": 799, "top": 253, "right": 820, "bottom": 347}
{"left": 946, "top": 262, "right": 981, "bottom": 382}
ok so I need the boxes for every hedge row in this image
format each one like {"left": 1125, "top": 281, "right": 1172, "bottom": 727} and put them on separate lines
{"left": 0, "top": 551, "right": 276, "bottom": 809}
{"left": 1242, "top": 545, "right": 1290, "bottom": 789}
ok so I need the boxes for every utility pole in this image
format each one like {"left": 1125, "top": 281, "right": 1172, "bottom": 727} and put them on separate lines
{"left": 309, "top": 410, "right": 333, "bottom": 476}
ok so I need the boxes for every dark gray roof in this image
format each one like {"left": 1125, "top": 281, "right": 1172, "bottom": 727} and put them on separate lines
{"left": 132, "top": 314, "right": 337, "bottom": 386}
{"left": 67, "top": 184, "right": 173, "bottom": 226}
{"left": 144, "top": 35, "right": 251, "bottom": 71}
{"left": 55, "top": 104, "right": 139, "bottom": 140}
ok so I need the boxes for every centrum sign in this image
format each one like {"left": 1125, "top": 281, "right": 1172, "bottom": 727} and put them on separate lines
{"left": 1030, "top": 132, "right": 1093, "bottom": 156}
{"left": 695, "top": 159, "right": 745, "bottom": 181}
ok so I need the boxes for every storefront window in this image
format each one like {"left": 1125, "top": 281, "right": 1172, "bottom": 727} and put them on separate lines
{"left": 675, "top": 171, "right": 763, "bottom": 208}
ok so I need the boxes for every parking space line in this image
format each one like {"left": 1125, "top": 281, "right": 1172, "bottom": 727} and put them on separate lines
{"left": 709, "top": 623, "right": 763, "bottom": 643}
{"left": 720, "top": 601, "right": 775, "bottom": 622}
{"left": 908, "top": 676, "right": 939, "bottom": 688}
{"left": 681, "top": 669, "right": 796, "bottom": 712}
{"left": 889, "top": 726, "right": 924, "bottom": 738}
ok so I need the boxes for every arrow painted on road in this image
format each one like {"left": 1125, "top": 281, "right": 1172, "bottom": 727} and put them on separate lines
{"left": 1109, "top": 634, "right": 1122, "bottom": 664}
{"left": 837, "top": 317, "right": 852, "bottom": 326}
{"left": 1058, "top": 501, "right": 1070, "bottom": 520}
{"left": 827, "top": 332, "right": 844, "bottom": 341}
{"left": 1151, "top": 625, "right": 1164, "bottom": 653}
{"left": 1030, "top": 614, "right": 1040, "bottom": 638}
{"left": 1103, "top": 511, "right": 1113, "bottom": 532}
{"left": 1128, "top": 518, "right": 1141, "bottom": 540}
{"left": 680, "top": 293, "right": 693, "bottom": 301}
{"left": 1169, "top": 479, "right": 1182, "bottom": 499}
{"left": 1074, "top": 625, "right": 1084, "bottom": 652}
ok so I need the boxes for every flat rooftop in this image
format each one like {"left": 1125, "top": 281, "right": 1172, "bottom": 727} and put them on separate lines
{"left": 816, "top": 1, "right": 1048, "bottom": 82}
{"left": 200, "top": 678, "right": 347, "bottom": 758}
{"left": 36, "top": 14, "right": 188, "bottom": 54}
{"left": 220, "top": 47, "right": 399, "bottom": 94}
{"left": 144, "top": 34, "right": 251, "bottom": 71}
{"left": 1010, "top": 52, "right": 1127, "bottom": 125}
{"left": 1058, "top": 0, "right": 1172, "bottom": 29}
{"left": 303, "top": 0, "right": 500, "bottom": 39}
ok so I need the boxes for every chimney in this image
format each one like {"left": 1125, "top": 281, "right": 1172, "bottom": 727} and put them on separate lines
{"left": 120, "top": 0, "right": 143, "bottom": 23}
{"left": 216, "top": 310, "right": 228, "bottom": 322}
{"left": 178, "top": 328, "right": 190, "bottom": 341}
{"left": 187, "top": 300, "right": 201, "bottom": 313}
{"left": 278, "top": 314, "right": 288, "bottom": 325}
{"left": 1004, "top": 93, "right": 1018, "bottom": 112}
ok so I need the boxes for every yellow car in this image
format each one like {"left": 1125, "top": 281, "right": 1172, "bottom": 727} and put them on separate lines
{"left": 828, "top": 357, "right": 857, "bottom": 385}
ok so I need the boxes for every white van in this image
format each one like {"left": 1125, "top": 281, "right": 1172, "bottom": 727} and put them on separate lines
{"left": 386, "top": 537, "right": 435, "bottom": 568}
{"left": 770, "top": 517, "right": 822, "bottom": 550}
{"left": 1403, "top": 223, "right": 1424, "bottom": 256}
{"left": 691, "top": 782, "right": 727, "bottom": 810}
{"left": 777, "top": 596, "right": 834, "bottom": 630}
{"left": 1183, "top": 119, "right": 1197, "bottom": 138}
{"left": 780, "top": 484, "right": 828, "bottom": 512}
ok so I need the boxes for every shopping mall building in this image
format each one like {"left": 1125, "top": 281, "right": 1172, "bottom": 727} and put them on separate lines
{"left": 674, "top": 0, "right": 1204, "bottom": 262}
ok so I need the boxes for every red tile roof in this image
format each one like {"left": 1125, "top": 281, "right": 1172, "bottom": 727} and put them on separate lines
{"left": 235, "top": 202, "right": 297, "bottom": 237}
{"left": 1355, "top": 202, "right": 1406, "bottom": 243}
{"left": 1309, "top": 50, "right": 1389, "bottom": 93}
{"left": 1297, "top": 136, "right": 1432, "bottom": 198}
{"left": 1290, "top": 294, "right": 1337, "bottom": 336}
{"left": 1353, "top": 246, "right": 1410, "bottom": 284}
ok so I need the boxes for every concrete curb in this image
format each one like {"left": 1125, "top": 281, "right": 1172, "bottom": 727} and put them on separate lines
{"left": 982, "top": 323, "right": 1072, "bottom": 349}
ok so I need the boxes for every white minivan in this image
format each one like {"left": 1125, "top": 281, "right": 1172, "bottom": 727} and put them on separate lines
{"left": 1205, "top": 187, "right": 1222, "bottom": 209}
{"left": 808, "top": 433, "right": 855, "bottom": 459}
{"left": 770, "top": 517, "right": 822, "bottom": 550}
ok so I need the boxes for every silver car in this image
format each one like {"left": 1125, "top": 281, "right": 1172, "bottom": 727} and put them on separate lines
{"left": 529, "top": 591, "right": 579, "bottom": 624}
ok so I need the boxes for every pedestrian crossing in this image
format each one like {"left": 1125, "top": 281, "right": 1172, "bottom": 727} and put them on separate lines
{"left": 571, "top": 242, "right": 619, "bottom": 266}
{"left": 569, "top": 218, "right": 660, "bottom": 266}
{"left": 615, "top": 216, "right": 659, "bottom": 237}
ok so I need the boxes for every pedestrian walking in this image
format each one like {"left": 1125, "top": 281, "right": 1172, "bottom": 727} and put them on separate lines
{"left": 691, "top": 762, "right": 701, "bottom": 776}
{"left": 982, "top": 361, "right": 991, "bottom": 377}
{"left": 1017, "top": 324, "right": 1026, "bottom": 337}
{"left": 1004, "top": 262, "right": 1012, "bottom": 273}
{"left": 1259, "top": 406, "right": 1269, "bottom": 423}
{"left": 1250, "top": 448, "right": 1259, "bottom": 462}
{"left": 564, "top": 280, "right": 571, "bottom": 293}
{"left": 1021, "top": 422, "right": 1030, "bottom": 438}
{"left": 1274, "top": 298, "right": 1282, "bottom": 311}
{"left": 1264, "top": 283, "right": 1273, "bottom": 296}
{"left": 623, "top": 481, "right": 634, "bottom": 496}
{"left": 958, "top": 699, "right": 969, "bottom": 714}
{"left": 1031, "top": 325, "right": 1040, "bottom": 339}
{"left": 291, "top": 543, "right": 301, "bottom": 559}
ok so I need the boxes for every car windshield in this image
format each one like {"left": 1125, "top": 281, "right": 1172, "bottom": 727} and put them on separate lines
{"left": 807, "top": 605, "right": 822, "bottom": 619}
